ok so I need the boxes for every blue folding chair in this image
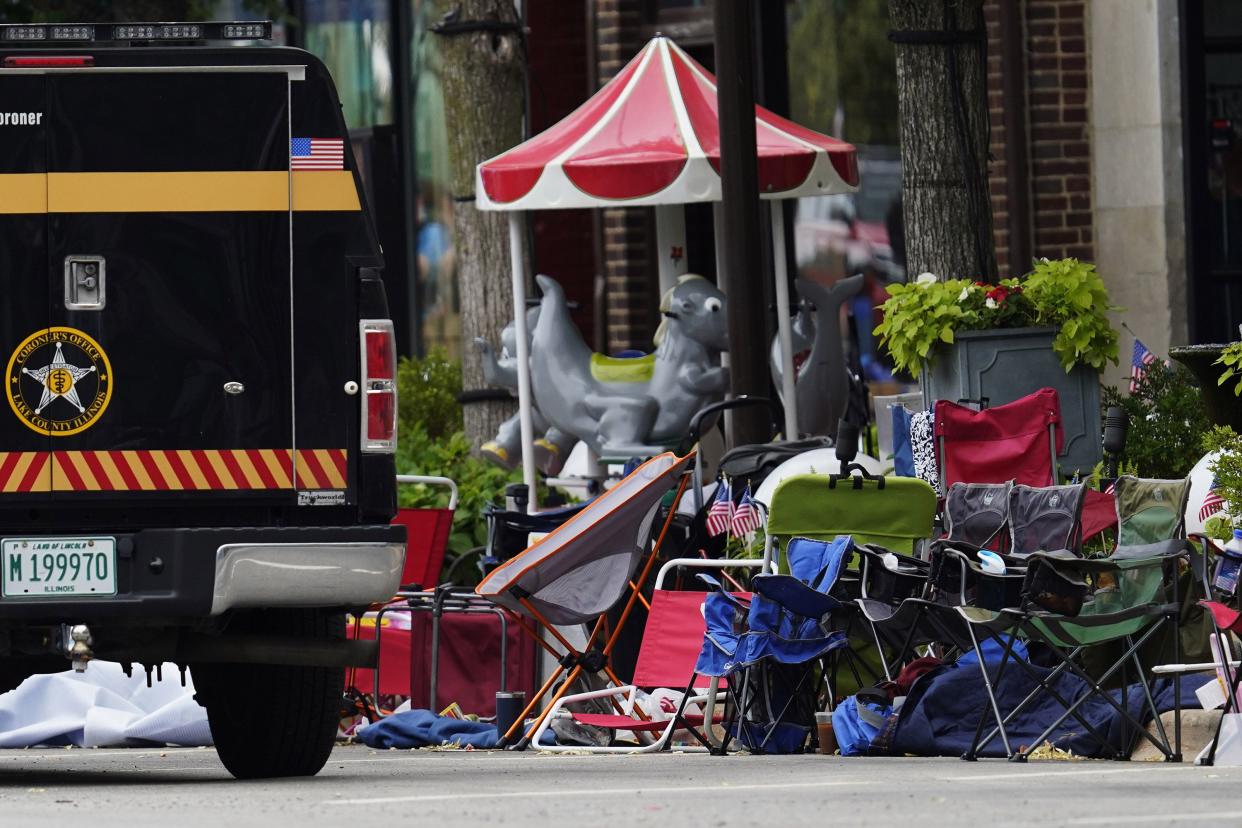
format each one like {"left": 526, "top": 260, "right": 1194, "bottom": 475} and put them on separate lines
{"left": 695, "top": 536, "right": 854, "bottom": 753}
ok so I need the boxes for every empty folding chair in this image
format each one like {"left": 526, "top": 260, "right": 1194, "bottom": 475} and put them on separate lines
{"left": 762, "top": 470, "right": 937, "bottom": 687}
{"left": 475, "top": 451, "right": 694, "bottom": 748}
{"left": 958, "top": 481, "right": 1188, "bottom": 761}
{"left": 529, "top": 557, "right": 765, "bottom": 753}
{"left": 763, "top": 472, "right": 937, "bottom": 556}
{"left": 935, "top": 388, "right": 1062, "bottom": 491}
{"left": 1112, "top": 476, "right": 1191, "bottom": 548}
{"left": 857, "top": 482, "right": 1012, "bottom": 675}
{"left": 934, "top": 389, "right": 1118, "bottom": 542}
{"left": 696, "top": 536, "right": 855, "bottom": 753}
{"left": 936, "top": 482, "right": 1087, "bottom": 625}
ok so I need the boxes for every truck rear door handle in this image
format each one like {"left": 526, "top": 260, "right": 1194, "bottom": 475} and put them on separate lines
{"left": 65, "top": 255, "right": 106, "bottom": 310}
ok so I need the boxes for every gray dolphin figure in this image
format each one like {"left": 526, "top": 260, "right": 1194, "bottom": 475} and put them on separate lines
{"left": 530, "top": 273, "right": 729, "bottom": 457}
{"left": 475, "top": 306, "right": 577, "bottom": 474}
{"left": 769, "top": 275, "right": 864, "bottom": 438}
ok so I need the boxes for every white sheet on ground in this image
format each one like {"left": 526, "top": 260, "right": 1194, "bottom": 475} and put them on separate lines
{"left": 0, "top": 661, "right": 211, "bottom": 748}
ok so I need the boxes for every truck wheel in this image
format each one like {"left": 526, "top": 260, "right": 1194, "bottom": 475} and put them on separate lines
{"left": 192, "top": 609, "right": 345, "bottom": 780}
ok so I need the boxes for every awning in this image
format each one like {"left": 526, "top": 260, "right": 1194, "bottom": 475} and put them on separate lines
{"left": 475, "top": 35, "right": 858, "bottom": 211}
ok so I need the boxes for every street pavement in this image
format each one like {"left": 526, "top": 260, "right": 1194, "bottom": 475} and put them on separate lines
{"left": 0, "top": 744, "right": 1238, "bottom": 826}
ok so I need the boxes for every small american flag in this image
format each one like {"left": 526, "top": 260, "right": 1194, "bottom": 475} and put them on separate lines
{"left": 705, "top": 478, "right": 734, "bottom": 538}
{"left": 291, "top": 137, "right": 345, "bottom": 170}
{"left": 731, "top": 482, "right": 761, "bottom": 536}
{"left": 1129, "top": 338, "right": 1158, "bottom": 393}
{"left": 1201, "top": 476, "right": 1226, "bottom": 522}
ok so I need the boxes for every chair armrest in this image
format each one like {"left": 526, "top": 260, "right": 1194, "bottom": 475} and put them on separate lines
{"left": 655, "top": 557, "right": 771, "bottom": 590}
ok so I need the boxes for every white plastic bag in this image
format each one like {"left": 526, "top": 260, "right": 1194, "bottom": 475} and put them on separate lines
{"left": 635, "top": 688, "right": 702, "bottom": 721}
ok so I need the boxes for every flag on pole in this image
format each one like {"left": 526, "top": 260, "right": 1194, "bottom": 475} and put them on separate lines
{"left": 706, "top": 478, "right": 734, "bottom": 537}
{"left": 731, "top": 482, "right": 761, "bottom": 536}
{"left": 1201, "top": 476, "right": 1226, "bottom": 523}
{"left": 1129, "top": 338, "right": 1159, "bottom": 393}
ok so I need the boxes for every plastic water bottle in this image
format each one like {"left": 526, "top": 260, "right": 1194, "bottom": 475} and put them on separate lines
{"left": 1214, "top": 529, "right": 1242, "bottom": 595}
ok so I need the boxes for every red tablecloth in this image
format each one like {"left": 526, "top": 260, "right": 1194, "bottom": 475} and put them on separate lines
{"left": 349, "top": 608, "right": 537, "bottom": 717}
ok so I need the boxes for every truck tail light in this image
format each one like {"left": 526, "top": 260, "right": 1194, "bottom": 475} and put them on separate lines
{"left": 360, "top": 320, "right": 397, "bottom": 454}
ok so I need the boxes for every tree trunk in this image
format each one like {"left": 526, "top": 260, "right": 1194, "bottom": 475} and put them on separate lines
{"left": 889, "top": 0, "right": 997, "bottom": 282}
{"left": 430, "top": 0, "right": 525, "bottom": 451}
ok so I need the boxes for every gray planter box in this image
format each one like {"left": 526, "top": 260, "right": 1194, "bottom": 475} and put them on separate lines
{"left": 921, "top": 326, "right": 1102, "bottom": 479}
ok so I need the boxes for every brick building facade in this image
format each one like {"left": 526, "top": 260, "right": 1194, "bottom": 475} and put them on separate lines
{"left": 565, "top": 0, "right": 1217, "bottom": 373}
{"left": 588, "top": 0, "right": 1109, "bottom": 352}
{"left": 984, "top": 0, "right": 1094, "bottom": 274}
{"left": 593, "top": 1, "right": 658, "bottom": 352}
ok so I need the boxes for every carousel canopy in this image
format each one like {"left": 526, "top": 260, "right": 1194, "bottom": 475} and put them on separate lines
{"left": 475, "top": 35, "right": 859, "bottom": 211}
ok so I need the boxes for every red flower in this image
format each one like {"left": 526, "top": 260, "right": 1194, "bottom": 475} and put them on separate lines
{"left": 986, "top": 286, "right": 1009, "bottom": 303}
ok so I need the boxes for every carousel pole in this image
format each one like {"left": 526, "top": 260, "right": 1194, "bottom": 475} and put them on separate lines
{"left": 769, "top": 202, "right": 798, "bottom": 439}
{"left": 508, "top": 211, "right": 539, "bottom": 513}
{"left": 654, "top": 204, "right": 688, "bottom": 295}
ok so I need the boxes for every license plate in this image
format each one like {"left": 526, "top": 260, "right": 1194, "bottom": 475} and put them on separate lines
{"left": 1, "top": 537, "right": 117, "bottom": 599}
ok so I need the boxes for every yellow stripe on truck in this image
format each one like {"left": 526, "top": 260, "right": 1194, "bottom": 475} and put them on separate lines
{"left": 0, "top": 174, "right": 47, "bottom": 214}
{"left": 291, "top": 170, "right": 362, "bottom": 212}
{"left": 0, "top": 171, "right": 360, "bottom": 214}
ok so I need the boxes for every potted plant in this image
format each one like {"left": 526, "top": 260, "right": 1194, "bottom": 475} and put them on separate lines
{"left": 874, "top": 258, "right": 1120, "bottom": 476}
{"left": 1168, "top": 341, "right": 1242, "bottom": 431}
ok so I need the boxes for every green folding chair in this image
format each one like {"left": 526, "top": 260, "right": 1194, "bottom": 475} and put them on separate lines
{"left": 761, "top": 472, "right": 937, "bottom": 688}
{"left": 763, "top": 473, "right": 937, "bottom": 558}
{"left": 953, "top": 479, "right": 1187, "bottom": 764}
{"left": 1113, "top": 476, "right": 1191, "bottom": 547}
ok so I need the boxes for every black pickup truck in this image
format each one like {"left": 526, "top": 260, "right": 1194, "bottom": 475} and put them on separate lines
{"left": 0, "top": 21, "right": 405, "bottom": 778}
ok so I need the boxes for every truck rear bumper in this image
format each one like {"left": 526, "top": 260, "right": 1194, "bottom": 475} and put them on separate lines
{"left": 0, "top": 525, "right": 407, "bottom": 620}
{"left": 211, "top": 540, "right": 404, "bottom": 614}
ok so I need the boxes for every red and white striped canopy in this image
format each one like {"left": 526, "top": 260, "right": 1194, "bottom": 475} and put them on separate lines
{"left": 475, "top": 36, "right": 859, "bottom": 211}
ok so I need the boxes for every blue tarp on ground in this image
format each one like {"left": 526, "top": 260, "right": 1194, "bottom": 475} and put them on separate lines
{"left": 356, "top": 709, "right": 556, "bottom": 750}
{"left": 890, "top": 656, "right": 1208, "bottom": 758}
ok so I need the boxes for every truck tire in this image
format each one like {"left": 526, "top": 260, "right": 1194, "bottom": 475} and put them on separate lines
{"left": 192, "top": 609, "right": 345, "bottom": 780}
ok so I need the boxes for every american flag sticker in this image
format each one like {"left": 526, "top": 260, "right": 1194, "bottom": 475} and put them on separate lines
{"left": 291, "top": 137, "right": 345, "bottom": 170}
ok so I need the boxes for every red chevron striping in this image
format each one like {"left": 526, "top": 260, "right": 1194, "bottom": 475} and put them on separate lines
{"left": 137, "top": 450, "right": 171, "bottom": 490}
{"left": 18, "top": 452, "right": 48, "bottom": 492}
{"left": 218, "top": 450, "right": 251, "bottom": 489}
{"left": 0, "top": 452, "right": 22, "bottom": 489}
{"left": 54, "top": 452, "right": 85, "bottom": 492}
{"left": 0, "top": 449, "right": 347, "bottom": 492}
{"left": 163, "top": 450, "right": 198, "bottom": 490}
{"left": 107, "top": 450, "right": 142, "bottom": 490}
{"left": 299, "top": 448, "right": 329, "bottom": 489}
{"left": 246, "top": 449, "right": 279, "bottom": 489}
{"left": 80, "top": 451, "right": 115, "bottom": 491}
{"left": 328, "top": 449, "right": 347, "bottom": 481}
{"left": 190, "top": 449, "right": 224, "bottom": 489}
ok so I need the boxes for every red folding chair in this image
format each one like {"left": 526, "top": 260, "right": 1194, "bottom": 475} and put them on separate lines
{"left": 393, "top": 475, "right": 458, "bottom": 588}
{"left": 934, "top": 388, "right": 1063, "bottom": 490}
{"left": 529, "top": 558, "right": 760, "bottom": 753}
{"left": 934, "top": 389, "right": 1118, "bottom": 540}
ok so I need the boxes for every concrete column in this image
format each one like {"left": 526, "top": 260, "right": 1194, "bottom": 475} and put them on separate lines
{"left": 1089, "top": 0, "right": 1187, "bottom": 386}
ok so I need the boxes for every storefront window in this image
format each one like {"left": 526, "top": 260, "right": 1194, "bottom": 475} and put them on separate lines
{"left": 410, "top": 0, "right": 460, "bottom": 358}
{"left": 303, "top": 0, "right": 394, "bottom": 129}
{"left": 787, "top": 0, "right": 900, "bottom": 381}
